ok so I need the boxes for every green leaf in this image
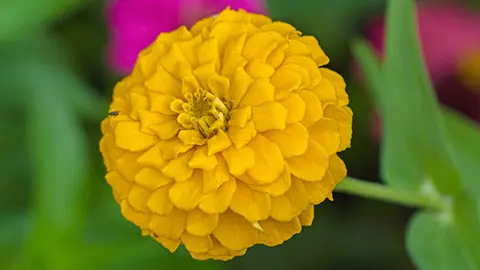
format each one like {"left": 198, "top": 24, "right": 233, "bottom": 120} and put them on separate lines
{"left": 378, "top": 0, "right": 461, "bottom": 193}
{"left": 25, "top": 58, "right": 89, "bottom": 241}
{"left": 0, "top": 0, "right": 90, "bottom": 43}
{"left": 452, "top": 194, "right": 480, "bottom": 266}
{"left": 351, "top": 40, "right": 385, "bottom": 113}
{"left": 443, "top": 108, "right": 480, "bottom": 195}
{"left": 407, "top": 212, "right": 479, "bottom": 270}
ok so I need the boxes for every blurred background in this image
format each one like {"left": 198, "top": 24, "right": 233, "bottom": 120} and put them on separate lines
{"left": 1, "top": 0, "right": 479, "bottom": 269}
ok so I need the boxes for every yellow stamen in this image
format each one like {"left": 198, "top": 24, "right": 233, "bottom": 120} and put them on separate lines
{"left": 182, "top": 89, "right": 231, "bottom": 138}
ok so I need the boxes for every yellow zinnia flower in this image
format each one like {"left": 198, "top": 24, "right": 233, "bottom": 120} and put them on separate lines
{"left": 99, "top": 8, "right": 353, "bottom": 261}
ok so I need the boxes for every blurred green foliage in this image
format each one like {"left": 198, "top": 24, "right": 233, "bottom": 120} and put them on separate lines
{"left": 0, "top": 0, "right": 478, "bottom": 270}
{"left": 353, "top": 0, "right": 480, "bottom": 269}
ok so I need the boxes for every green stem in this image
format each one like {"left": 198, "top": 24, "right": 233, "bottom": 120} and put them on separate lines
{"left": 335, "top": 177, "right": 447, "bottom": 211}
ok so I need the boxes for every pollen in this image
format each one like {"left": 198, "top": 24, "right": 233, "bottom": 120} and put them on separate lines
{"left": 178, "top": 89, "right": 231, "bottom": 138}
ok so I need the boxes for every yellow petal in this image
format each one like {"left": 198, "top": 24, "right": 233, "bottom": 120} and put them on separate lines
{"left": 311, "top": 79, "right": 336, "bottom": 103}
{"left": 271, "top": 66, "right": 302, "bottom": 100}
{"left": 243, "top": 31, "right": 280, "bottom": 61}
{"left": 197, "top": 37, "right": 220, "bottom": 68}
{"left": 297, "top": 90, "right": 323, "bottom": 128}
{"left": 155, "top": 25, "right": 192, "bottom": 44}
{"left": 202, "top": 156, "right": 231, "bottom": 193}
{"left": 129, "top": 91, "right": 149, "bottom": 120}
{"left": 147, "top": 184, "right": 174, "bottom": 215}
{"left": 263, "top": 122, "right": 309, "bottom": 158}
{"left": 138, "top": 111, "right": 176, "bottom": 135}
{"left": 287, "top": 139, "right": 329, "bottom": 181}
{"left": 302, "top": 179, "right": 329, "bottom": 204}
{"left": 299, "top": 205, "right": 315, "bottom": 226}
{"left": 266, "top": 42, "right": 288, "bottom": 69}
{"left": 309, "top": 118, "right": 341, "bottom": 155}
{"left": 137, "top": 142, "right": 168, "bottom": 170}
{"left": 159, "top": 44, "right": 192, "bottom": 78}
{"left": 258, "top": 217, "right": 301, "bottom": 247}
{"left": 127, "top": 185, "right": 151, "bottom": 211}
{"left": 176, "top": 34, "right": 203, "bottom": 67}
{"left": 193, "top": 62, "right": 217, "bottom": 89}
{"left": 199, "top": 178, "right": 237, "bottom": 214}
{"left": 149, "top": 207, "right": 186, "bottom": 240}
{"left": 114, "top": 121, "right": 157, "bottom": 151}
{"left": 178, "top": 130, "right": 207, "bottom": 146}
{"left": 228, "top": 106, "right": 252, "bottom": 127}
{"left": 186, "top": 208, "right": 219, "bottom": 236}
{"left": 152, "top": 235, "right": 179, "bottom": 253}
{"left": 247, "top": 135, "right": 284, "bottom": 184}
{"left": 230, "top": 181, "right": 271, "bottom": 222}
{"left": 99, "top": 136, "right": 117, "bottom": 172}
{"left": 181, "top": 233, "right": 213, "bottom": 253}
{"left": 169, "top": 170, "right": 205, "bottom": 210}
{"left": 284, "top": 39, "right": 310, "bottom": 58}
{"left": 252, "top": 102, "right": 287, "bottom": 132}
{"left": 160, "top": 139, "right": 193, "bottom": 160}
{"left": 238, "top": 77, "right": 274, "bottom": 107}
{"left": 224, "top": 32, "right": 247, "bottom": 58}
{"left": 221, "top": 146, "right": 255, "bottom": 177}
{"left": 227, "top": 120, "right": 257, "bottom": 149}
{"left": 320, "top": 68, "right": 348, "bottom": 105}
{"left": 162, "top": 150, "right": 195, "bottom": 182}
{"left": 190, "top": 16, "right": 215, "bottom": 36}
{"left": 298, "top": 36, "right": 330, "bottom": 66}
{"left": 323, "top": 154, "right": 347, "bottom": 191}
{"left": 270, "top": 177, "right": 308, "bottom": 221}
{"left": 213, "top": 210, "right": 259, "bottom": 250}
{"left": 324, "top": 105, "right": 353, "bottom": 151}
{"left": 250, "top": 166, "right": 291, "bottom": 196}
{"left": 221, "top": 54, "right": 248, "bottom": 78}
{"left": 115, "top": 151, "right": 143, "bottom": 180}
{"left": 284, "top": 55, "right": 321, "bottom": 88}
{"left": 135, "top": 167, "right": 172, "bottom": 189}
{"left": 209, "top": 22, "right": 247, "bottom": 57}
{"left": 260, "top": 21, "right": 297, "bottom": 36}
{"left": 278, "top": 93, "right": 306, "bottom": 124}
{"left": 245, "top": 60, "right": 275, "bottom": 79}
{"left": 208, "top": 73, "right": 230, "bottom": 99}
{"left": 105, "top": 171, "right": 131, "bottom": 200}
{"left": 149, "top": 92, "right": 177, "bottom": 115}
{"left": 207, "top": 130, "right": 232, "bottom": 156}
{"left": 189, "top": 146, "right": 218, "bottom": 171}
{"left": 181, "top": 76, "right": 200, "bottom": 99}
{"left": 145, "top": 65, "right": 182, "bottom": 98}
{"left": 230, "top": 67, "right": 253, "bottom": 106}
{"left": 149, "top": 120, "right": 182, "bottom": 140}
{"left": 120, "top": 200, "right": 150, "bottom": 229}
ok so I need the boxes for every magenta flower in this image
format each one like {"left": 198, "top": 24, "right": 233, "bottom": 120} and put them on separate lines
{"left": 364, "top": 2, "right": 480, "bottom": 138}
{"left": 107, "top": 0, "right": 266, "bottom": 74}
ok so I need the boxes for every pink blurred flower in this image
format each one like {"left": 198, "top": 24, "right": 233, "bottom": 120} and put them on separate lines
{"left": 106, "top": 0, "right": 266, "bottom": 74}
{"left": 365, "top": 2, "right": 480, "bottom": 138}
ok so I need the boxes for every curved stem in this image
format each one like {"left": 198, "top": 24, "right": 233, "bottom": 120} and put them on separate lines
{"left": 335, "top": 177, "right": 447, "bottom": 211}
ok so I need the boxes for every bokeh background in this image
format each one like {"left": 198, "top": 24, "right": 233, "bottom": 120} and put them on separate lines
{"left": 1, "top": 0, "right": 479, "bottom": 269}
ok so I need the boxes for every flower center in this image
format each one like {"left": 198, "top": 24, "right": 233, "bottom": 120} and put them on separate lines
{"left": 456, "top": 49, "right": 480, "bottom": 92}
{"left": 178, "top": 89, "right": 231, "bottom": 138}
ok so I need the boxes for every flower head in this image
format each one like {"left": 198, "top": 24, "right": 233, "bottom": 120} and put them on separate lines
{"left": 107, "top": 0, "right": 266, "bottom": 74}
{"left": 100, "top": 8, "right": 352, "bottom": 261}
